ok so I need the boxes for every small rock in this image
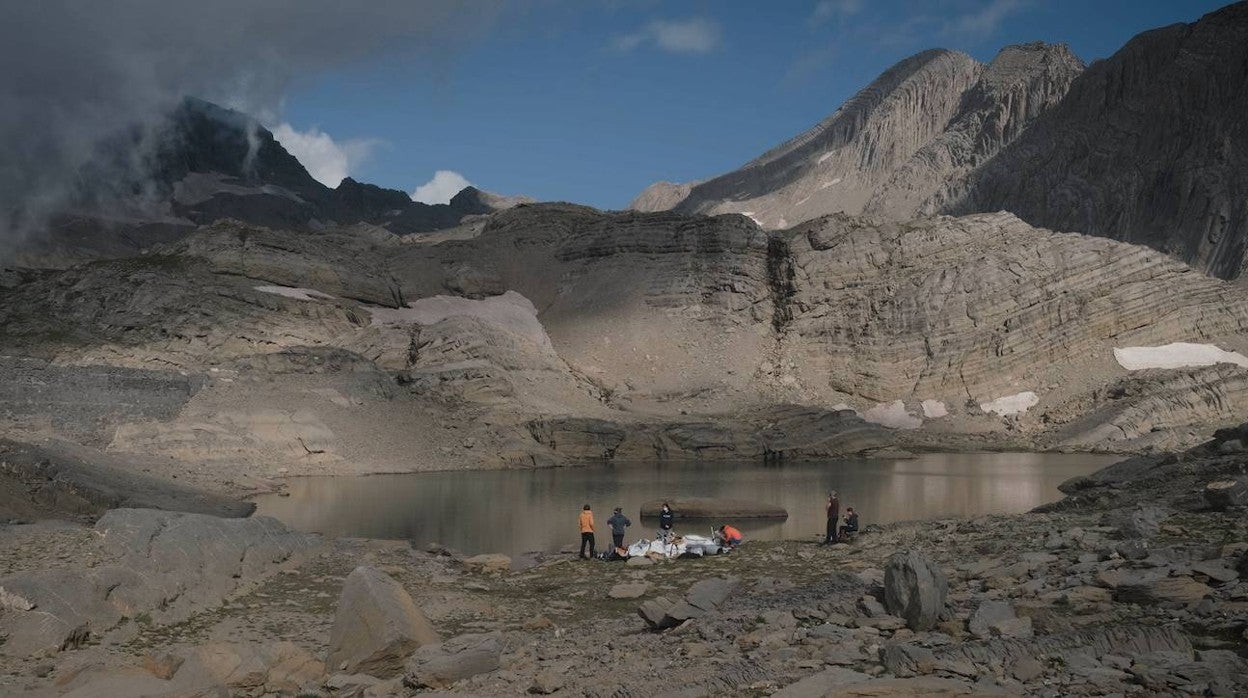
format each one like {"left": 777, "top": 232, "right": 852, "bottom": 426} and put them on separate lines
{"left": 1011, "top": 656, "right": 1045, "bottom": 682}
{"left": 529, "top": 669, "right": 565, "bottom": 694}
{"left": 608, "top": 582, "right": 649, "bottom": 599}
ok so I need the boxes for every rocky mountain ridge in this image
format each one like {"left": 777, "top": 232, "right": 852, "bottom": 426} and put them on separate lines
{"left": 8, "top": 98, "right": 529, "bottom": 268}
{"left": 637, "top": 3, "right": 1248, "bottom": 279}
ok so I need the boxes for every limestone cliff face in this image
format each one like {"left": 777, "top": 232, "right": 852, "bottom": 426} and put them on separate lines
{"left": 638, "top": 43, "right": 1082, "bottom": 230}
{"left": 6, "top": 206, "right": 1248, "bottom": 466}
{"left": 865, "top": 42, "right": 1084, "bottom": 217}
{"left": 636, "top": 5, "right": 1248, "bottom": 279}
{"left": 667, "top": 50, "right": 985, "bottom": 228}
{"left": 779, "top": 212, "right": 1248, "bottom": 408}
{"left": 946, "top": 3, "right": 1248, "bottom": 279}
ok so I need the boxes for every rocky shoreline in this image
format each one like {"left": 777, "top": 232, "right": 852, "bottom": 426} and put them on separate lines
{"left": 0, "top": 426, "right": 1241, "bottom": 696}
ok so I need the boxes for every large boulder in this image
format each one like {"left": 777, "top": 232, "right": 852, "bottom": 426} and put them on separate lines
{"left": 326, "top": 566, "right": 439, "bottom": 677}
{"left": 883, "top": 550, "right": 947, "bottom": 631}
{"left": 639, "top": 497, "right": 787, "bottom": 519}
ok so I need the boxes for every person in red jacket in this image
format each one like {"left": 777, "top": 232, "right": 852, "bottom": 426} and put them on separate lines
{"left": 717, "top": 524, "right": 742, "bottom": 548}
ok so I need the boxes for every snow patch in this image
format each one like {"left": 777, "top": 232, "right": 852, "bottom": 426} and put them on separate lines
{"left": 979, "top": 391, "right": 1038, "bottom": 417}
{"left": 921, "top": 400, "right": 948, "bottom": 419}
{"left": 863, "top": 400, "right": 922, "bottom": 430}
{"left": 254, "top": 285, "right": 336, "bottom": 302}
{"left": 816, "top": 177, "right": 843, "bottom": 191}
{"left": 367, "top": 290, "right": 553, "bottom": 349}
{"left": 830, "top": 403, "right": 856, "bottom": 414}
{"left": 1114, "top": 343, "right": 1248, "bottom": 371}
{"left": 738, "top": 211, "right": 763, "bottom": 226}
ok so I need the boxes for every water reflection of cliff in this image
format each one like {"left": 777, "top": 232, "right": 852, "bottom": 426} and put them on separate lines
{"left": 253, "top": 453, "right": 1118, "bottom": 556}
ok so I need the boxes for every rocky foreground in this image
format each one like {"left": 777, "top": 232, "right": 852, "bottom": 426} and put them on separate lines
{"left": 0, "top": 428, "right": 1244, "bottom": 696}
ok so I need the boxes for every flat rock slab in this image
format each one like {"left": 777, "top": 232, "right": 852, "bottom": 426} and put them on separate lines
{"left": 0, "top": 508, "right": 318, "bottom": 658}
{"left": 640, "top": 498, "right": 787, "bottom": 519}
{"left": 608, "top": 582, "right": 650, "bottom": 599}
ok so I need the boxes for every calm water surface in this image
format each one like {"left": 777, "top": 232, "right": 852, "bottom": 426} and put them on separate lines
{"left": 252, "top": 453, "right": 1118, "bottom": 556}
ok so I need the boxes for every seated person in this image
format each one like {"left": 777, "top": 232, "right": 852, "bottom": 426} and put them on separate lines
{"left": 716, "top": 524, "right": 743, "bottom": 548}
{"left": 838, "top": 507, "right": 859, "bottom": 540}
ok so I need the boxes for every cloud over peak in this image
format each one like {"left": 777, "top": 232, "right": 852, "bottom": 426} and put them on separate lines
{"left": 272, "top": 124, "right": 378, "bottom": 188}
{"left": 614, "top": 18, "right": 723, "bottom": 54}
{"left": 411, "top": 170, "right": 472, "bottom": 205}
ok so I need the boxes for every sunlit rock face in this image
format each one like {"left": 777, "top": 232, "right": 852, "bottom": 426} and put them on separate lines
{"left": 634, "top": 43, "right": 1084, "bottom": 231}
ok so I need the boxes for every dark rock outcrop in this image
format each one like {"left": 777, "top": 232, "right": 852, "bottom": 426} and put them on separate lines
{"left": 883, "top": 550, "right": 947, "bottom": 631}
{"left": 948, "top": 3, "right": 1248, "bottom": 279}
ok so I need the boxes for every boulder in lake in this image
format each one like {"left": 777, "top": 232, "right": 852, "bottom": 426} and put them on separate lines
{"left": 639, "top": 497, "right": 787, "bottom": 519}
{"left": 326, "top": 566, "right": 438, "bottom": 677}
{"left": 883, "top": 550, "right": 947, "bottom": 631}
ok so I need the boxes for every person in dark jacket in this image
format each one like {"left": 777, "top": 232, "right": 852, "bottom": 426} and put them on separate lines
{"left": 824, "top": 491, "right": 840, "bottom": 545}
{"left": 658, "top": 502, "right": 675, "bottom": 540}
{"left": 607, "top": 507, "right": 631, "bottom": 550}
{"left": 839, "top": 507, "right": 859, "bottom": 540}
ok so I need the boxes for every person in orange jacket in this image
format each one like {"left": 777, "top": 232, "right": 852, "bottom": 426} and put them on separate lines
{"left": 578, "top": 504, "right": 596, "bottom": 559}
{"left": 718, "top": 524, "right": 743, "bottom": 548}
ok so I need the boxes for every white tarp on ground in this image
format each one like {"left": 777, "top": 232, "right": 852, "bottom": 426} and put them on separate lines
{"left": 626, "top": 534, "right": 725, "bottom": 559}
{"left": 1114, "top": 342, "right": 1248, "bottom": 371}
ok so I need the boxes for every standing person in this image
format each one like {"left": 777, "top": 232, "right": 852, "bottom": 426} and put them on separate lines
{"left": 658, "top": 502, "right": 675, "bottom": 540}
{"left": 607, "top": 506, "right": 631, "bottom": 551}
{"left": 578, "top": 504, "right": 596, "bottom": 559}
{"left": 839, "top": 507, "right": 859, "bottom": 540}
{"left": 825, "top": 491, "right": 840, "bottom": 545}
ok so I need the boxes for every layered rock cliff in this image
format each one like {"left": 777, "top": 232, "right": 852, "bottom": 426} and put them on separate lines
{"left": 636, "top": 4, "right": 1248, "bottom": 279}
{"left": 5, "top": 205, "right": 1248, "bottom": 474}
{"left": 946, "top": 2, "right": 1248, "bottom": 279}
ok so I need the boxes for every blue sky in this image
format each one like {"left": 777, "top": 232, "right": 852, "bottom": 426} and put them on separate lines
{"left": 273, "top": 0, "right": 1231, "bottom": 208}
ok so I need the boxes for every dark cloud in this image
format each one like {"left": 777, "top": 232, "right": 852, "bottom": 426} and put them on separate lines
{"left": 0, "top": 0, "right": 502, "bottom": 255}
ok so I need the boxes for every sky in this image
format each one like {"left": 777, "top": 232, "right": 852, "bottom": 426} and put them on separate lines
{"left": 273, "top": 0, "right": 1231, "bottom": 208}
{"left": 0, "top": 0, "right": 1233, "bottom": 225}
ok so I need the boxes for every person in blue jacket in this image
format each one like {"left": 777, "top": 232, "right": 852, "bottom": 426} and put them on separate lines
{"left": 607, "top": 507, "right": 631, "bottom": 550}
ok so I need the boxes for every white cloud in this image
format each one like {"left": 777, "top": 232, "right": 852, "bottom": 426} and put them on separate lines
{"left": 271, "top": 123, "right": 378, "bottom": 187}
{"left": 614, "top": 18, "right": 722, "bottom": 54}
{"left": 810, "top": 0, "right": 862, "bottom": 27}
{"left": 944, "top": 0, "right": 1027, "bottom": 39}
{"left": 411, "top": 170, "right": 472, "bottom": 205}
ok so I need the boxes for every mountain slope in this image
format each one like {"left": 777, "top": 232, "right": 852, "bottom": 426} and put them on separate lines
{"left": 636, "top": 43, "right": 1082, "bottom": 229}
{"left": 945, "top": 2, "right": 1248, "bottom": 279}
